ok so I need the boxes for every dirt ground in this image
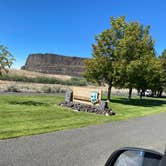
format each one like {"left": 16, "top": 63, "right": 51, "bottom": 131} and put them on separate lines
{"left": 0, "top": 80, "right": 138, "bottom": 96}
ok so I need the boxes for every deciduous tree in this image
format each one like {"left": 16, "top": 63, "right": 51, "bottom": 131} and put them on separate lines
{"left": 0, "top": 45, "right": 14, "bottom": 76}
{"left": 114, "top": 22, "right": 155, "bottom": 99}
{"left": 84, "top": 16, "right": 126, "bottom": 100}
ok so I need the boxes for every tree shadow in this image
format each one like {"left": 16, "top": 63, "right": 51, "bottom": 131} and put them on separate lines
{"left": 110, "top": 97, "right": 166, "bottom": 107}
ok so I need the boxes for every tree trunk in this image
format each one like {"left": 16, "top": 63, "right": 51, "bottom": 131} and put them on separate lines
{"left": 107, "top": 85, "right": 112, "bottom": 101}
{"left": 140, "top": 89, "right": 144, "bottom": 100}
{"left": 137, "top": 89, "right": 140, "bottom": 96}
{"left": 157, "top": 89, "right": 163, "bottom": 97}
{"left": 140, "top": 91, "right": 143, "bottom": 100}
{"left": 128, "top": 88, "right": 132, "bottom": 100}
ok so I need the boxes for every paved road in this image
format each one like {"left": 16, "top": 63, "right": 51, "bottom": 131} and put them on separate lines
{"left": 0, "top": 112, "right": 166, "bottom": 166}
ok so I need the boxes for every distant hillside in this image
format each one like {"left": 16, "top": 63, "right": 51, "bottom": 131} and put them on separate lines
{"left": 21, "top": 53, "right": 88, "bottom": 77}
{"left": 8, "top": 69, "right": 72, "bottom": 80}
{"left": 0, "top": 69, "right": 87, "bottom": 86}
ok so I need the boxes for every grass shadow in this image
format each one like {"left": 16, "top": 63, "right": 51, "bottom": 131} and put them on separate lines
{"left": 8, "top": 100, "right": 49, "bottom": 106}
{"left": 110, "top": 97, "right": 166, "bottom": 107}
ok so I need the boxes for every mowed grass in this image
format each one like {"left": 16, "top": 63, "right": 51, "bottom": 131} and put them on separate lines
{"left": 0, "top": 94, "right": 166, "bottom": 139}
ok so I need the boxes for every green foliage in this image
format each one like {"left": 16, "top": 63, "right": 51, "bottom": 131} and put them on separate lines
{"left": 0, "top": 74, "right": 87, "bottom": 86}
{"left": 0, "top": 45, "right": 14, "bottom": 76}
{"left": 114, "top": 21, "right": 155, "bottom": 97}
{"left": 84, "top": 16, "right": 127, "bottom": 100}
{"left": 84, "top": 16, "right": 163, "bottom": 99}
{"left": 156, "top": 49, "right": 166, "bottom": 95}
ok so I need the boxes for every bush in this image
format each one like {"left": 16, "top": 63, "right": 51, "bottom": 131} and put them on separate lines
{"left": 6, "top": 85, "right": 21, "bottom": 92}
{"left": 41, "top": 86, "right": 52, "bottom": 93}
{"left": 0, "top": 74, "right": 87, "bottom": 86}
{"left": 41, "top": 86, "right": 67, "bottom": 93}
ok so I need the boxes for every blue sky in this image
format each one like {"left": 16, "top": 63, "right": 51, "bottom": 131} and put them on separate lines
{"left": 0, "top": 0, "right": 166, "bottom": 68}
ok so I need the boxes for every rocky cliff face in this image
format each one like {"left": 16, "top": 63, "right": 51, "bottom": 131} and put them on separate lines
{"left": 21, "top": 53, "right": 87, "bottom": 77}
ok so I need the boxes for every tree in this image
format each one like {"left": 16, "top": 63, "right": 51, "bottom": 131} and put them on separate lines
{"left": 84, "top": 16, "right": 156, "bottom": 100}
{"left": 84, "top": 16, "right": 126, "bottom": 101}
{"left": 0, "top": 45, "right": 14, "bottom": 76}
{"left": 114, "top": 22, "right": 155, "bottom": 99}
{"left": 156, "top": 49, "right": 166, "bottom": 97}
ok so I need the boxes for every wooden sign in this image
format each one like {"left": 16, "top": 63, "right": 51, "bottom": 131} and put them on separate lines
{"left": 72, "top": 87, "right": 102, "bottom": 105}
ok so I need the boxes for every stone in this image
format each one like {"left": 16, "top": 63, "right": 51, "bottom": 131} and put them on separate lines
{"left": 99, "top": 100, "right": 108, "bottom": 111}
{"left": 105, "top": 113, "right": 109, "bottom": 116}
{"left": 59, "top": 100, "right": 115, "bottom": 116}
{"left": 65, "top": 90, "right": 73, "bottom": 102}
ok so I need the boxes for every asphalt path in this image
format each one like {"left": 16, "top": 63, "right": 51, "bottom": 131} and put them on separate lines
{"left": 0, "top": 112, "right": 166, "bottom": 166}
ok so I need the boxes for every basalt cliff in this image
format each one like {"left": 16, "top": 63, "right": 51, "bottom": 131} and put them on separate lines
{"left": 21, "top": 53, "right": 87, "bottom": 77}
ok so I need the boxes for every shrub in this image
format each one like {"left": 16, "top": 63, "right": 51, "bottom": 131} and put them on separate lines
{"left": 0, "top": 74, "right": 87, "bottom": 86}
{"left": 6, "top": 85, "right": 21, "bottom": 92}
{"left": 41, "top": 86, "right": 52, "bottom": 93}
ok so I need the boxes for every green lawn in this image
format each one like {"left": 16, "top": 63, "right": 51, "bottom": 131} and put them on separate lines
{"left": 0, "top": 94, "right": 166, "bottom": 139}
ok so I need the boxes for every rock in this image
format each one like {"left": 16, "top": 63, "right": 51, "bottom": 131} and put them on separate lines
{"left": 105, "top": 113, "right": 109, "bottom": 116}
{"left": 99, "top": 100, "right": 108, "bottom": 110}
{"left": 59, "top": 101, "right": 115, "bottom": 116}
{"left": 21, "top": 53, "right": 88, "bottom": 77}
{"left": 65, "top": 91, "right": 73, "bottom": 102}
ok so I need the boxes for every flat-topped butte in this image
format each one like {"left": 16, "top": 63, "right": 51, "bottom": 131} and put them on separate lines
{"left": 22, "top": 53, "right": 88, "bottom": 77}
